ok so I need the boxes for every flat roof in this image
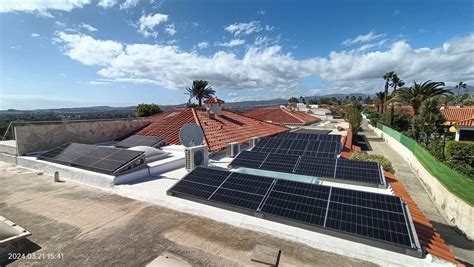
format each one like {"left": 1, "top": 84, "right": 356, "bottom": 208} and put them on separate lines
{"left": 0, "top": 161, "right": 375, "bottom": 266}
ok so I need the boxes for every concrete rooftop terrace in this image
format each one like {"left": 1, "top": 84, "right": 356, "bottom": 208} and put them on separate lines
{"left": 0, "top": 162, "right": 374, "bottom": 267}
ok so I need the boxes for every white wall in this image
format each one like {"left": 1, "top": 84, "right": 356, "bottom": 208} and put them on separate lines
{"left": 367, "top": 123, "right": 474, "bottom": 240}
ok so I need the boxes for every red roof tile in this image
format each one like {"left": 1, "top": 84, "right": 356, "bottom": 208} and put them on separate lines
{"left": 243, "top": 107, "right": 320, "bottom": 125}
{"left": 136, "top": 108, "right": 288, "bottom": 152}
{"left": 442, "top": 107, "right": 474, "bottom": 122}
{"left": 203, "top": 97, "right": 225, "bottom": 104}
{"left": 454, "top": 117, "right": 474, "bottom": 127}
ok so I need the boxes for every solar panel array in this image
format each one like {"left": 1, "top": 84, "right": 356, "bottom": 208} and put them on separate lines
{"left": 251, "top": 132, "right": 341, "bottom": 158}
{"left": 230, "top": 151, "right": 385, "bottom": 187}
{"left": 276, "top": 132, "right": 342, "bottom": 142}
{"left": 168, "top": 167, "right": 419, "bottom": 254}
{"left": 38, "top": 143, "right": 145, "bottom": 175}
{"left": 252, "top": 137, "right": 342, "bottom": 158}
{"left": 115, "top": 135, "right": 165, "bottom": 148}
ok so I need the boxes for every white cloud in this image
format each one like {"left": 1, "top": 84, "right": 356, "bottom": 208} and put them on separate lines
{"left": 225, "top": 21, "right": 261, "bottom": 36}
{"left": 31, "top": 33, "right": 40, "bottom": 38}
{"left": 80, "top": 23, "right": 98, "bottom": 32}
{"left": 120, "top": 0, "right": 139, "bottom": 9}
{"left": 216, "top": 39, "right": 245, "bottom": 47}
{"left": 56, "top": 32, "right": 123, "bottom": 65}
{"left": 55, "top": 32, "right": 474, "bottom": 97}
{"left": 165, "top": 23, "right": 176, "bottom": 36}
{"left": 0, "top": 0, "right": 90, "bottom": 15}
{"left": 197, "top": 42, "right": 209, "bottom": 49}
{"left": 342, "top": 31, "right": 386, "bottom": 46}
{"left": 98, "top": 0, "right": 117, "bottom": 8}
{"left": 356, "top": 39, "right": 388, "bottom": 52}
{"left": 138, "top": 13, "right": 168, "bottom": 38}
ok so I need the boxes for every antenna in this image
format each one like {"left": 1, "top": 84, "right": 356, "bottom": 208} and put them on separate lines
{"left": 179, "top": 123, "right": 204, "bottom": 147}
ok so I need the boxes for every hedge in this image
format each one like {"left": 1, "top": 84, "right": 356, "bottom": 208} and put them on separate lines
{"left": 445, "top": 141, "right": 474, "bottom": 179}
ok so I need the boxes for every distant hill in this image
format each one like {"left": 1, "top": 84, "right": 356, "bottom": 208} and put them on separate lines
{"left": 445, "top": 85, "right": 474, "bottom": 94}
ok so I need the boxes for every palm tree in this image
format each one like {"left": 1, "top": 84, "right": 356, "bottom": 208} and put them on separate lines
{"left": 454, "top": 81, "right": 467, "bottom": 105}
{"left": 374, "top": 91, "right": 386, "bottom": 113}
{"left": 383, "top": 71, "right": 394, "bottom": 111}
{"left": 455, "top": 81, "right": 467, "bottom": 97}
{"left": 394, "top": 80, "right": 452, "bottom": 115}
{"left": 186, "top": 80, "right": 216, "bottom": 107}
{"left": 389, "top": 74, "right": 405, "bottom": 126}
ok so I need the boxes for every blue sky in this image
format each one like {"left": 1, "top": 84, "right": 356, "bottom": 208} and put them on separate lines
{"left": 1, "top": 0, "right": 473, "bottom": 109}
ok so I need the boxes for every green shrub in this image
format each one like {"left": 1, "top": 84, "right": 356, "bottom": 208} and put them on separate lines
{"left": 366, "top": 112, "right": 380, "bottom": 126}
{"left": 349, "top": 151, "right": 396, "bottom": 174}
{"left": 135, "top": 103, "right": 162, "bottom": 117}
{"left": 445, "top": 141, "right": 474, "bottom": 179}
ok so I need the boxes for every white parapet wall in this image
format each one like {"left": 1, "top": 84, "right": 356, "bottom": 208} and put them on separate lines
{"left": 367, "top": 122, "right": 474, "bottom": 240}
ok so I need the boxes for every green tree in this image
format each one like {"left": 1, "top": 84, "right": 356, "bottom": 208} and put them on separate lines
{"left": 288, "top": 97, "right": 299, "bottom": 103}
{"left": 455, "top": 81, "right": 467, "bottom": 97}
{"left": 412, "top": 98, "right": 446, "bottom": 145}
{"left": 135, "top": 103, "right": 162, "bottom": 117}
{"left": 344, "top": 105, "right": 362, "bottom": 139}
{"left": 455, "top": 81, "right": 467, "bottom": 104}
{"left": 374, "top": 91, "right": 386, "bottom": 113}
{"left": 186, "top": 80, "right": 216, "bottom": 107}
{"left": 299, "top": 96, "right": 306, "bottom": 104}
{"left": 394, "top": 80, "right": 452, "bottom": 115}
{"left": 389, "top": 74, "right": 405, "bottom": 126}
{"left": 383, "top": 71, "right": 394, "bottom": 111}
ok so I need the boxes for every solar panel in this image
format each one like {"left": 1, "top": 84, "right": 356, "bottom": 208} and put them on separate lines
{"left": 115, "top": 135, "right": 165, "bottom": 148}
{"left": 335, "top": 159, "right": 384, "bottom": 184}
{"left": 253, "top": 138, "right": 341, "bottom": 158}
{"left": 38, "top": 143, "right": 145, "bottom": 175}
{"left": 230, "top": 151, "right": 385, "bottom": 187}
{"left": 168, "top": 168, "right": 420, "bottom": 255}
{"left": 276, "top": 132, "right": 341, "bottom": 142}
{"left": 168, "top": 167, "right": 273, "bottom": 212}
{"left": 326, "top": 187, "right": 413, "bottom": 247}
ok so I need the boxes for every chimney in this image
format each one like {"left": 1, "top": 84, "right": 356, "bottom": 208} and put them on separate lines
{"left": 204, "top": 97, "right": 225, "bottom": 117}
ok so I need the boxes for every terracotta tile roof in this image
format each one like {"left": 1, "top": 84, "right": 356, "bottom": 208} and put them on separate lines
{"left": 453, "top": 117, "right": 474, "bottom": 127}
{"left": 137, "top": 109, "right": 196, "bottom": 146}
{"left": 136, "top": 108, "right": 288, "bottom": 152}
{"left": 243, "top": 107, "right": 320, "bottom": 125}
{"left": 340, "top": 151, "right": 461, "bottom": 265}
{"left": 203, "top": 97, "right": 225, "bottom": 104}
{"left": 442, "top": 107, "right": 474, "bottom": 122}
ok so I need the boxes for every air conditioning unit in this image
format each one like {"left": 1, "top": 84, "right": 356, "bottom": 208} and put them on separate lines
{"left": 249, "top": 137, "right": 260, "bottom": 149}
{"left": 227, "top": 142, "right": 240, "bottom": 158}
{"left": 185, "top": 145, "right": 209, "bottom": 172}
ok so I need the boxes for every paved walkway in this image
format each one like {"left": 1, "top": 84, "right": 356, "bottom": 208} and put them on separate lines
{"left": 360, "top": 120, "right": 474, "bottom": 266}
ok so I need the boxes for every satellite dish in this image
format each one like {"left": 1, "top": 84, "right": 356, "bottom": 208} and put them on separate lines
{"left": 179, "top": 123, "right": 204, "bottom": 147}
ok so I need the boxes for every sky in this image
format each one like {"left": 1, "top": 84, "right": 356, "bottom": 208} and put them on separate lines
{"left": 0, "top": 0, "right": 473, "bottom": 110}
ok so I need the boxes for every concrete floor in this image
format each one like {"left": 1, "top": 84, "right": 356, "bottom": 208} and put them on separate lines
{"left": 360, "top": 120, "right": 474, "bottom": 266}
{"left": 0, "top": 162, "right": 375, "bottom": 267}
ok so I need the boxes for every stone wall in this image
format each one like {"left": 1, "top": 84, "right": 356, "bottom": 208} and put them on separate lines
{"left": 14, "top": 119, "right": 149, "bottom": 155}
{"left": 367, "top": 122, "right": 474, "bottom": 240}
